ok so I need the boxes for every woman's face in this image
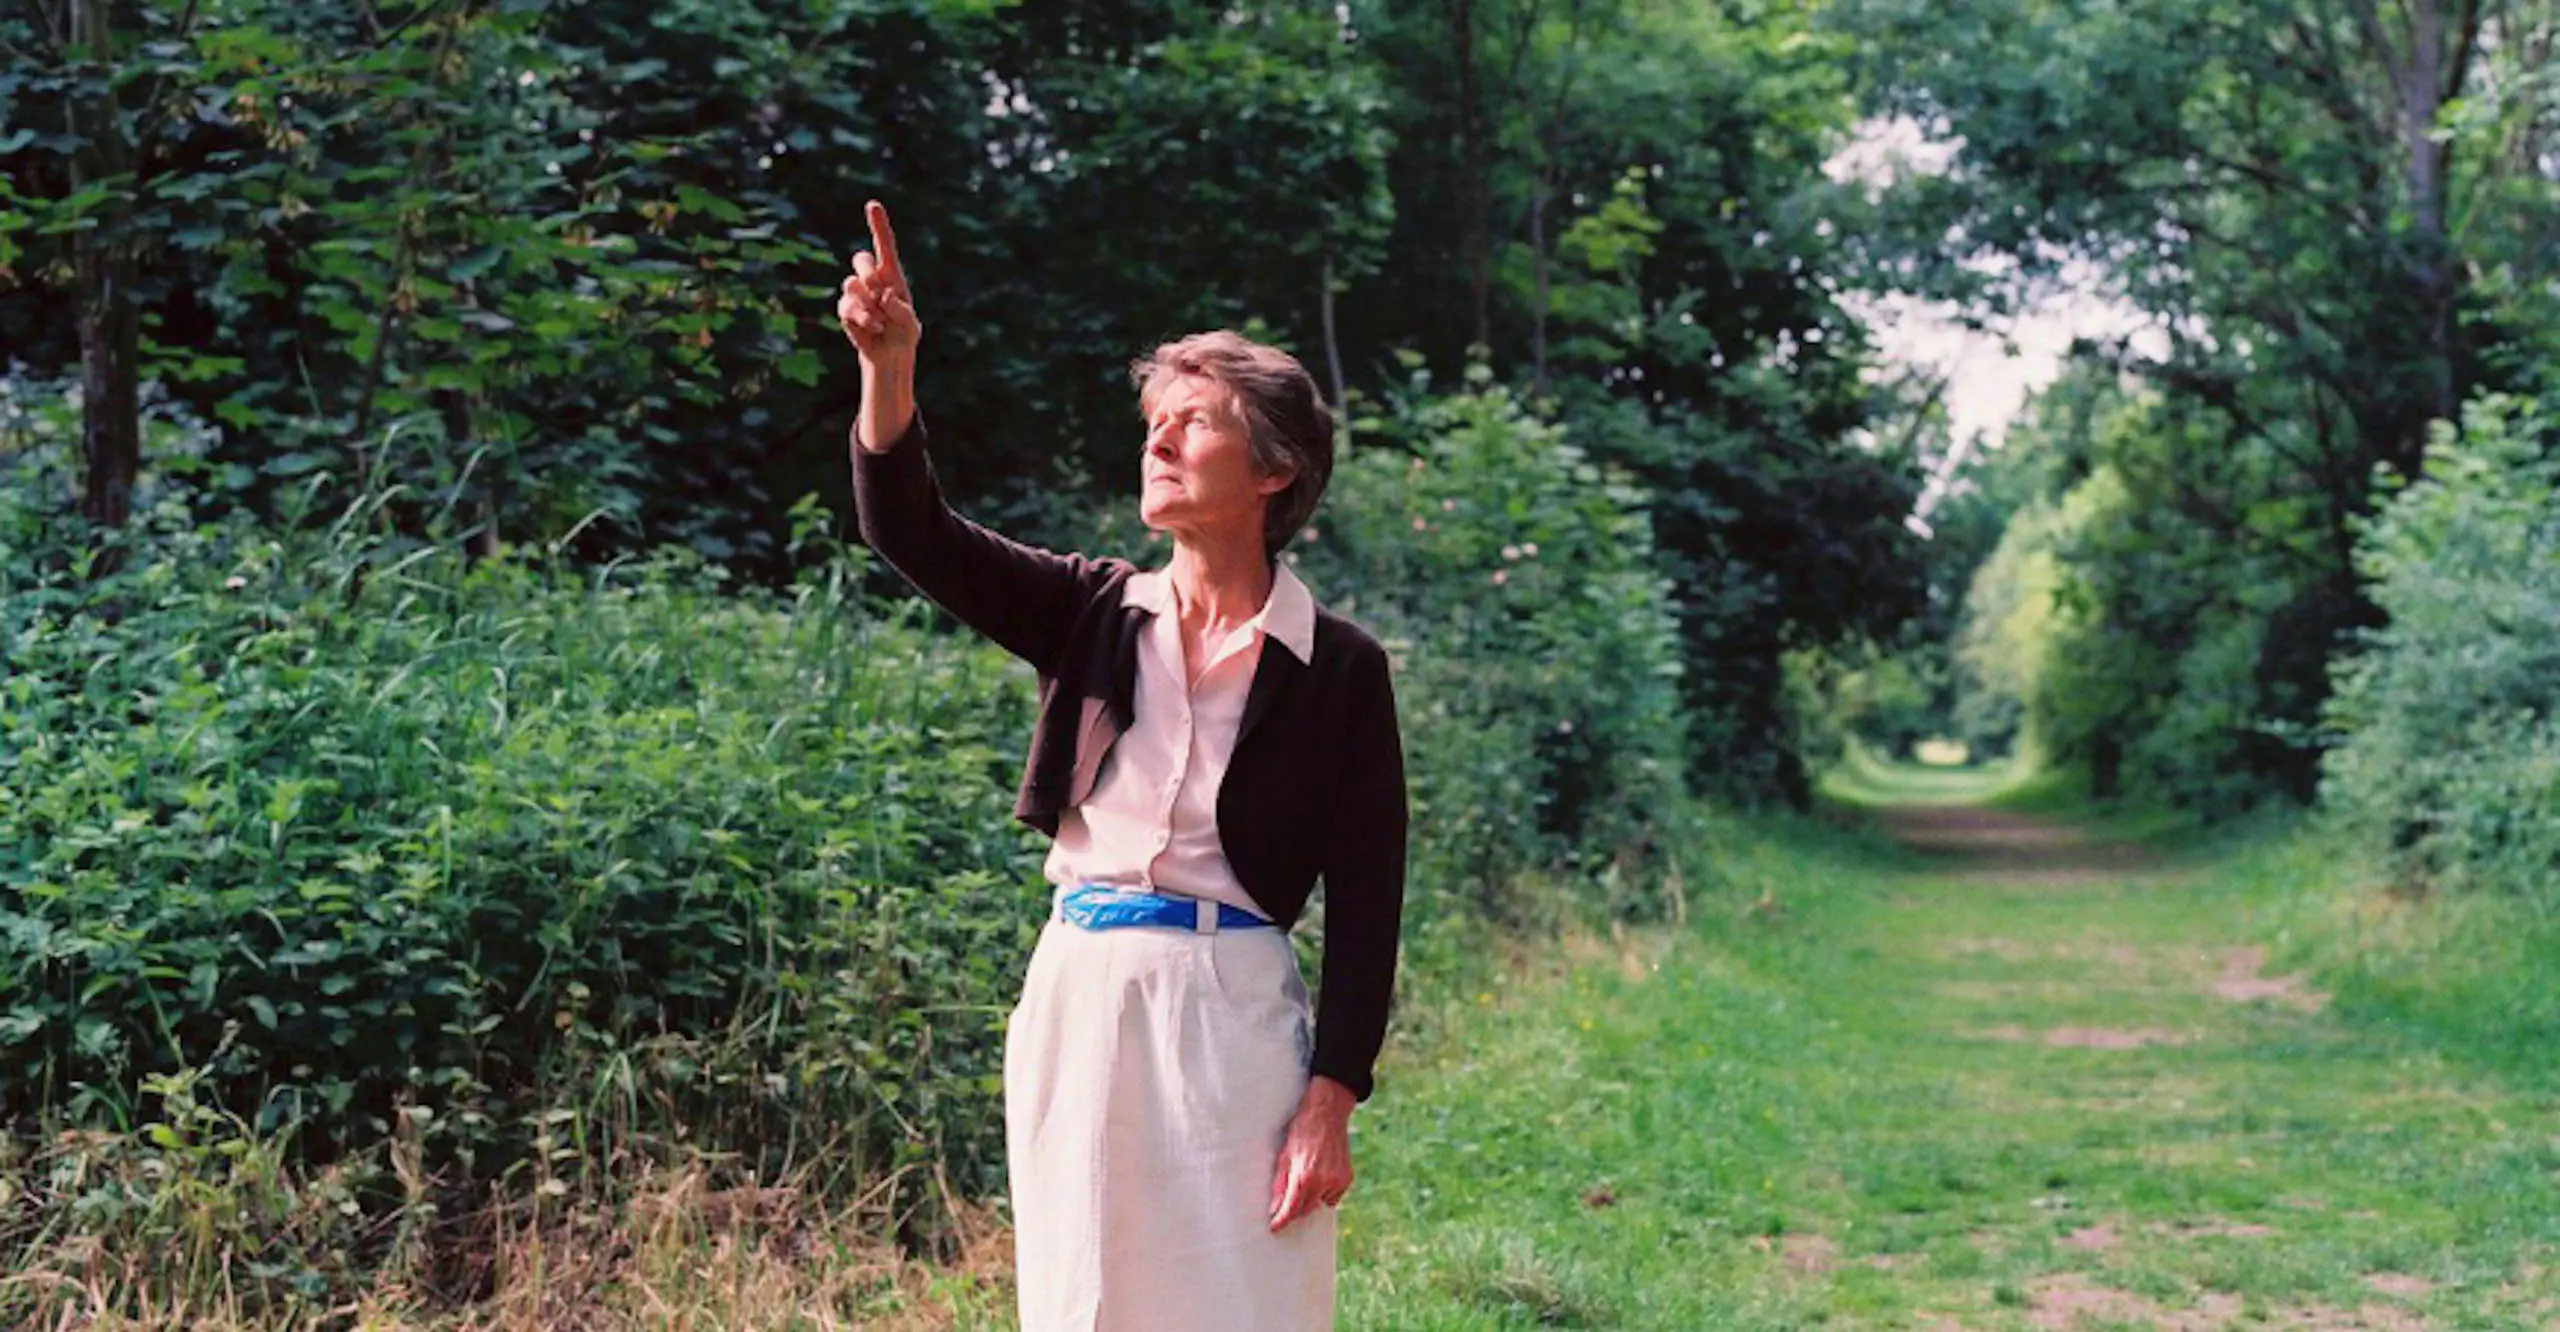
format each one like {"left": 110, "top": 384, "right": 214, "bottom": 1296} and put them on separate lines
{"left": 1137, "top": 374, "right": 1292, "bottom": 545}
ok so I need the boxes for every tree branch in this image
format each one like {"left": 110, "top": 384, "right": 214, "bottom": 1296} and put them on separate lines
{"left": 2344, "top": 0, "right": 2410, "bottom": 91}
{"left": 2268, "top": 13, "right": 2394, "bottom": 151}
{"left": 28, "top": 0, "right": 65, "bottom": 53}
{"left": 131, "top": 0, "right": 204, "bottom": 166}
{"left": 362, "top": 0, "right": 449, "bottom": 56}
{"left": 2444, "top": 0, "right": 2490, "bottom": 102}
{"left": 2189, "top": 148, "right": 2378, "bottom": 235}
{"left": 1499, "top": 0, "right": 1548, "bottom": 101}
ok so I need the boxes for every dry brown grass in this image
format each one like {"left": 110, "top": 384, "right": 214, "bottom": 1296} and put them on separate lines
{"left": 2, "top": 1141, "right": 1016, "bottom": 1332}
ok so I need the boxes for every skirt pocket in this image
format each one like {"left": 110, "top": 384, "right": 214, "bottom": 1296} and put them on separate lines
{"left": 1200, "top": 931, "right": 1313, "bottom": 1067}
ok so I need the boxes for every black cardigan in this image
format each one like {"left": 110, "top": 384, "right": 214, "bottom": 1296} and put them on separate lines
{"left": 851, "top": 413, "right": 1409, "bottom": 1101}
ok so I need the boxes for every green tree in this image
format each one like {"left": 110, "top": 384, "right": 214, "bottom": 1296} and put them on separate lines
{"left": 1842, "top": 0, "right": 2560, "bottom": 802}
{"left": 1352, "top": 0, "right": 1930, "bottom": 800}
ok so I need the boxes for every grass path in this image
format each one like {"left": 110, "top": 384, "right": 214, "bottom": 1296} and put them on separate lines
{"left": 1335, "top": 776, "right": 2559, "bottom": 1329}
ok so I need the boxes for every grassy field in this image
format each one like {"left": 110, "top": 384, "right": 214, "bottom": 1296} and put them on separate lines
{"left": 218, "top": 765, "right": 2551, "bottom": 1329}
{"left": 1326, "top": 766, "right": 2558, "bottom": 1329}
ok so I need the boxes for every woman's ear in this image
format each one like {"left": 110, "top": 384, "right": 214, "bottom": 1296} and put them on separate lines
{"left": 1257, "top": 464, "right": 1298, "bottom": 499}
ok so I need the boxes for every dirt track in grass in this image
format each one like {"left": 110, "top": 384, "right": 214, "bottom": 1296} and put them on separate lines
{"left": 1340, "top": 789, "right": 2557, "bottom": 1329}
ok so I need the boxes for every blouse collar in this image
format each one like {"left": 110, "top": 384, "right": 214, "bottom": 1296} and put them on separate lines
{"left": 1123, "top": 560, "right": 1316, "bottom": 664}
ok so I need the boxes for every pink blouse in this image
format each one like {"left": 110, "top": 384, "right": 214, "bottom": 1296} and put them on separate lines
{"left": 1043, "top": 564, "right": 1318, "bottom": 919}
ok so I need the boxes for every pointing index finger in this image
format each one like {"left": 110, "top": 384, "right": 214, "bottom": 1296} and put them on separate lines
{"left": 866, "top": 200, "right": 904, "bottom": 289}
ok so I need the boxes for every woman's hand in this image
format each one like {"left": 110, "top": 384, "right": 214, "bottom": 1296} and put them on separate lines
{"left": 1268, "top": 1074, "right": 1357, "bottom": 1233}
{"left": 839, "top": 199, "right": 921, "bottom": 451}
{"left": 838, "top": 199, "right": 920, "bottom": 362}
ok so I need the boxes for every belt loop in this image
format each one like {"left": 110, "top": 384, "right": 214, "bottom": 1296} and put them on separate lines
{"left": 1193, "top": 898, "right": 1217, "bottom": 935}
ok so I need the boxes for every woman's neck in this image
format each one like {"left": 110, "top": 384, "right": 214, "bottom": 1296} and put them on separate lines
{"left": 1165, "top": 532, "right": 1273, "bottom": 628}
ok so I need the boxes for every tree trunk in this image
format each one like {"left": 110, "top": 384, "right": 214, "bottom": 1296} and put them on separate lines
{"left": 439, "top": 388, "right": 503, "bottom": 562}
{"left": 1528, "top": 169, "right": 1550, "bottom": 398}
{"left": 2089, "top": 730, "right": 2122, "bottom": 801}
{"left": 1319, "top": 251, "right": 1351, "bottom": 452}
{"left": 1450, "top": 0, "right": 1493, "bottom": 354}
{"left": 75, "top": 246, "right": 140, "bottom": 533}
{"left": 2396, "top": 0, "right": 2458, "bottom": 430}
{"left": 2504, "top": 7, "right": 2556, "bottom": 177}
{"left": 70, "top": 0, "right": 140, "bottom": 547}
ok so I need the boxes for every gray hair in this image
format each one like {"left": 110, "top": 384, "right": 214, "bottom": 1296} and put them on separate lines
{"left": 1130, "top": 330, "right": 1336, "bottom": 559}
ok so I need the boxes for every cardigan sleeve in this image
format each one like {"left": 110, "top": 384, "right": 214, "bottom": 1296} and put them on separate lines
{"left": 851, "top": 411, "right": 1118, "bottom": 675}
{"left": 1307, "top": 638, "right": 1409, "bottom": 1102}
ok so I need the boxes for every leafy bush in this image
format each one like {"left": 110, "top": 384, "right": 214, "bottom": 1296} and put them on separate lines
{"left": 2320, "top": 394, "right": 2560, "bottom": 903}
{"left": 4, "top": 421, "right": 1046, "bottom": 1212}
{"left": 1297, "top": 371, "right": 1692, "bottom": 926}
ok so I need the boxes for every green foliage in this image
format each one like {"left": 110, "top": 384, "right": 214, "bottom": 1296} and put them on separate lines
{"left": 1944, "top": 371, "right": 2336, "bottom": 808}
{"left": 4, "top": 0, "right": 1934, "bottom": 809}
{"left": 1, "top": 369, "right": 1703, "bottom": 1309}
{"left": 1555, "top": 380, "right": 1926, "bottom": 804}
{"left": 1803, "top": 646, "right": 1946, "bottom": 764}
{"left": 0, "top": 0, "right": 1397, "bottom": 568}
{"left": 3, "top": 401, "right": 1043, "bottom": 1219}
{"left": 1949, "top": 491, "right": 2069, "bottom": 758}
{"left": 2320, "top": 394, "right": 2560, "bottom": 904}
{"left": 1337, "top": 0, "right": 1930, "bottom": 804}
{"left": 5, "top": 2, "right": 836, "bottom": 560}
{"left": 1297, "top": 373, "right": 1692, "bottom": 925}
{"left": 1840, "top": 1, "right": 2560, "bottom": 812}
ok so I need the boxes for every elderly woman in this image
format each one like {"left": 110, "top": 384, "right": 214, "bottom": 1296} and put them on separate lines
{"left": 837, "top": 200, "right": 1407, "bottom": 1332}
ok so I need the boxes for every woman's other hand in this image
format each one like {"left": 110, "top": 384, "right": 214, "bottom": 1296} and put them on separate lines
{"left": 841, "top": 199, "right": 920, "bottom": 452}
{"left": 1268, "top": 1074, "right": 1357, "bottom": 1233}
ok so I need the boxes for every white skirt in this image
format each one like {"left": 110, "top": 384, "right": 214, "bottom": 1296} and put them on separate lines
{"left": 1003, "top": 900, "right": 1337, "bottom": 1332}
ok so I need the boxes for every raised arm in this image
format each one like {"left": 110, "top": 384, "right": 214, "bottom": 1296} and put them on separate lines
{"left": 838, "top": 200, "right": 1115, "bottom": 671}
